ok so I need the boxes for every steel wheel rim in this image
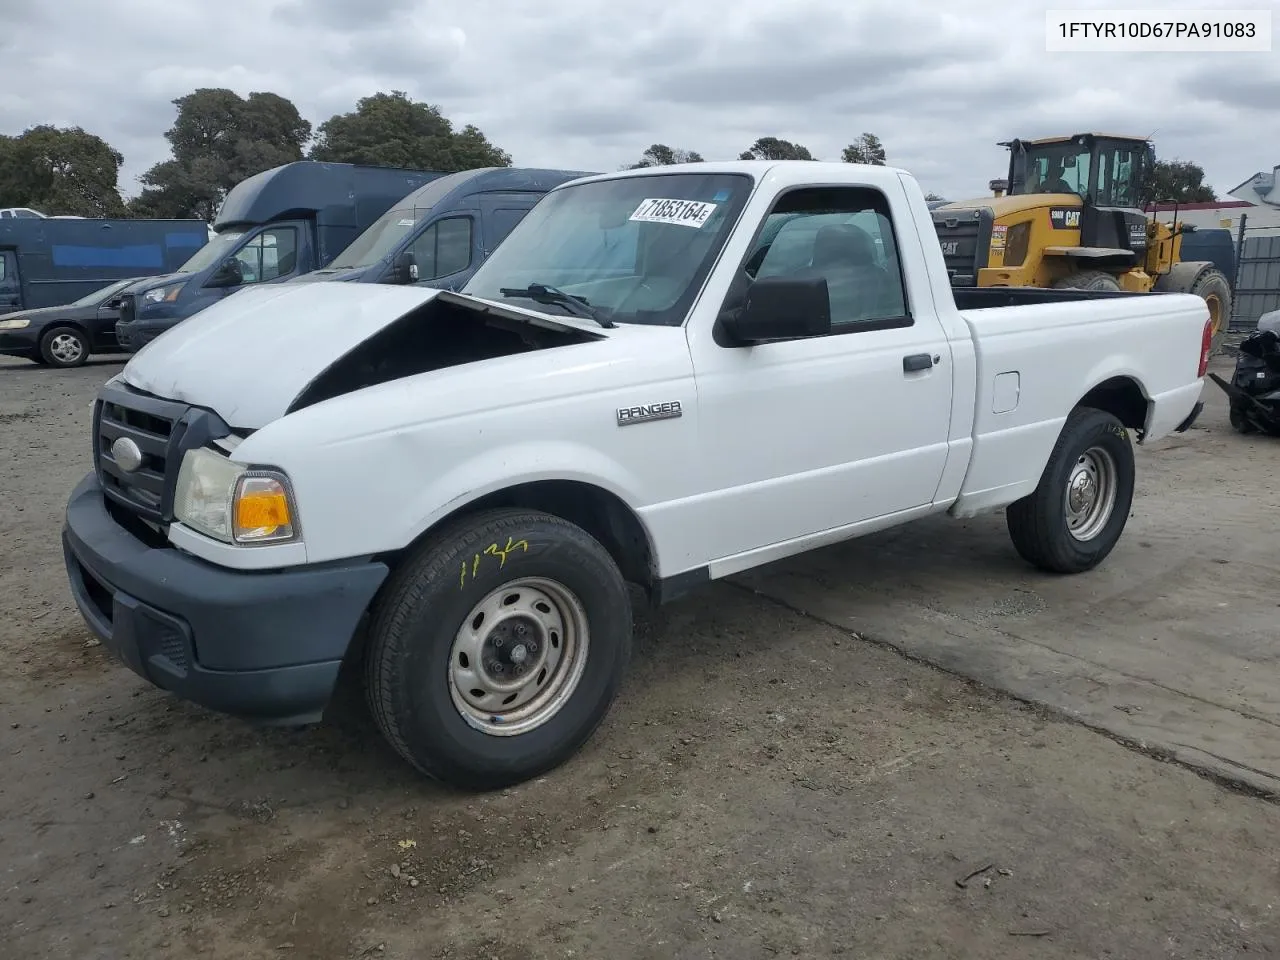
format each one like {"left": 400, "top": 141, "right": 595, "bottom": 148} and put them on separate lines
{"left": 50, "top": 333, "right": 83, "bottom": 363}
{"left": 1064, "top": 445, "right": 1118, "bottom": 541}
{"left": 1204, "top": 292, "right": 1223, "bottom": 336}
{"left": 448, "top": 576, "right": 589, "bottom": 736}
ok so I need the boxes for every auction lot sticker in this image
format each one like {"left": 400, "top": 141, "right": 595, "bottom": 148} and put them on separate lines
{"left": 630, "top": 198, "right": 718, "bottom": 228}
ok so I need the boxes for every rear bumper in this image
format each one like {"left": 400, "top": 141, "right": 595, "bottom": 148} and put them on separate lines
{"left": 1175, "top": 400, "right": 1204, "bottom": 433}
{"left": 62, "top": 472, "right": 389, "bottom": 724}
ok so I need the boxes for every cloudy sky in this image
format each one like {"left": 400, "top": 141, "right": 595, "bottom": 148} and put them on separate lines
{"left": 2, "top": 0, "right": 1276, "bottom": 201}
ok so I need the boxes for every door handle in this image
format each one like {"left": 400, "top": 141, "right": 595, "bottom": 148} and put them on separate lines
{"left": 903, "top": 353, "right": 934, "bottom": 372}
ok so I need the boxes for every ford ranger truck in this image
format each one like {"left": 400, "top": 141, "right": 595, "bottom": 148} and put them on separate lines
{"left": 62, "top": 161, "right": 1211, "bottom": 791}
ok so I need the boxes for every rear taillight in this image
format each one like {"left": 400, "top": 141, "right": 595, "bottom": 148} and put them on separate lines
{"left": 1198, "top": 318, "right": 1213, "bottom": 377}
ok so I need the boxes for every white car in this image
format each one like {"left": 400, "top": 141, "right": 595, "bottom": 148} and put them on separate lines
{"left": 62, "top": 160, "right": 1211, "bottom": 789}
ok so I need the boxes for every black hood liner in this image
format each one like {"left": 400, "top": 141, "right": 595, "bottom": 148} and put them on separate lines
{"left": 287, "top": 294, "right": 599, "bottom": 414}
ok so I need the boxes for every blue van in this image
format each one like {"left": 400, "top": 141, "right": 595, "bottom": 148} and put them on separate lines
{"left": 296, "top": 167, "right": 597, "bottom": 291}
{"left": 113, "top": 161, "right": 445, "bottom": 352}
{"left": 0, "top": 217, "right": 208, "bottom": 314}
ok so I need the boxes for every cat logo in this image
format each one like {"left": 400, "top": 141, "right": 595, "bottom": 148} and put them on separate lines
{"left": 1049, "top": 207, "right": 1081, "bottom": 230}
{"left": 941, "top": 241, "right": 960, "bottom": 255}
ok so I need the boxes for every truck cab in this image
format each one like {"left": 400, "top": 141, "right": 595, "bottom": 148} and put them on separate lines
{"left": 111, "top": 161, "right": 445, "bottom": 352}
{"left": 296, "top": 167, "right": 597, "bottom": 292}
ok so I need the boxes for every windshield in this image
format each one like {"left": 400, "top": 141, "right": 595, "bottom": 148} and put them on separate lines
{"left": 462, "top": 171, "right": 753, "bottom": 327}
{"left": 328, "top": 170, "right": 479, "bottom": 270}
{"left": 1012, "top": 141, "right": 1092, "bottom": 198}
{"left": 176, "top": 230, "right": 245, "bottom": 273}
{"left": 328, "top": 206, "right": 432, "bottom": 270}
{"left": 70, "top": 278, "right": 135, "bottom": 306}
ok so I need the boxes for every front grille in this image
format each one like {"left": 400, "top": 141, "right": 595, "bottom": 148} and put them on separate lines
{"left": 92, "top": 380, "right": 231, "bottom": 525}
{"left": 931, "top": 207, "right": 994, "bottom": 287}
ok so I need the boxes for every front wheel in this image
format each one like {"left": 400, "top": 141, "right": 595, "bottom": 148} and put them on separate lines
{"left": 39, "top": 325, "right": 89, "bottom": 368}
{"left": 1006, "top": 407, "right": 1136, "bottom": 574}
{"left": 364, "top": 508, "right": 633, "bottom": 790}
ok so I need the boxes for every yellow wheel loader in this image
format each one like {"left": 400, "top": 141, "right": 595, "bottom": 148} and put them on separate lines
{"left": 932, "top": 133, "right": 1232, "bottom": 350}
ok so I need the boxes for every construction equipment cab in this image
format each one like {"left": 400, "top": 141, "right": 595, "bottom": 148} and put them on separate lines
{"left": 932, "top": 133, "right": 1232, "bottom": 349}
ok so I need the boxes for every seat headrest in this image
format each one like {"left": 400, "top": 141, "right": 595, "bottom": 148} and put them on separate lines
{"left": 811, "top": 222, "right": 877, "bottom": 268}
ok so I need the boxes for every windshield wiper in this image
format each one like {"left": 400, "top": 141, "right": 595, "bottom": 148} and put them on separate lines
{"left": 498, "top": 283, "right": 615, "bottom": 329}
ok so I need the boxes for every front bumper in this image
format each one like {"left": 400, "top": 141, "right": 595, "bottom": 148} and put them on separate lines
{"left": 113, "top": 318, "right": 175, "bottom": 353}
{"left": 0, "top": 328, "right": 39, "bottom": 356}
{"left": 62, "top": 472, "right": 389, "bottom": 724}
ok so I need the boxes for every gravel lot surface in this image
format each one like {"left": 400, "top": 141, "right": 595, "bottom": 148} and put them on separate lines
{"left": 3, "top": 353, "right": 1277, "bottom": 960}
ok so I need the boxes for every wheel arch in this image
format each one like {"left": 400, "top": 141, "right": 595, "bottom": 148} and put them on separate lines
{"left": 1076, "top": 374, "right": 1151, "bottom": 439}
{"left": 380, "top": 478, "right": 660, "bottom": 598}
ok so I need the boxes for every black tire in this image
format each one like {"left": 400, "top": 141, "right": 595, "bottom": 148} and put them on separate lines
{"left": 38, "top": 325, "right": 89, "bottom": 368}
{"left": 1006, "top": 406, "right": 1136, "bottom": 574}
{"left": 1052, "top": 270, "right": 1123, "bottom": 292}
{"left": 1229, "top": 403, "right": 1256, "bottom": 434}
{"left": 364, "top": 507, "right": 633, "bottom": 790}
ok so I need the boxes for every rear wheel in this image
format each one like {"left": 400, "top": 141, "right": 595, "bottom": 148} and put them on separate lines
{"left": 39, "top": 325, "right": 89, "bottom": 368}
{"left": 1052, "top": 270, "right": 1124, "bottom": 292}
{"left": 1154, "top": 262, "right": 1233, "bottom": 355}
{"left": 1006, "top": 407, "right": 1136, "bottom": 574}
{"left": 364, "top": 508, "right": 633, "bottom": 790}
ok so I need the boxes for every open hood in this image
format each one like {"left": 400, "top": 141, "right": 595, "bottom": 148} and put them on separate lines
{"left": 119, "top": 282, "right": 606, "bottom": 431}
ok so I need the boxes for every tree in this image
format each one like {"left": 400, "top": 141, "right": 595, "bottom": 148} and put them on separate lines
{"left": 628, "top": 144, "right": 704, "bottom": 168}
{"left": 130, "top": 88, "right": 312, "bottom": 220}
{"left": 924, "top": 192, "right": 945, "bottom": 202}
{"left": 0, "top": 125, "right": 127, "bottom": 217}
{"left": 1145, "top": 158, "right": 1217, "bottom": 204}
{"left": 308, "top": 91, "right": 511, "bottom": 172}
{"left": 739, "top": 137, "right": 815, "bottom": 161}
{"left": 841, "top": 133, "right": 886, "bottom": 166}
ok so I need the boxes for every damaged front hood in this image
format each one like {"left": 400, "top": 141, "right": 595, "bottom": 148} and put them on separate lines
{"left": 119, "top": 282, "right": 602, "bottom": 430}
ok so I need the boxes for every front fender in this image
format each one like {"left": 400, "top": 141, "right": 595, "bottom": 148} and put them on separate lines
{"left": 399, "top": 440, "right": 656, "bottom": 553}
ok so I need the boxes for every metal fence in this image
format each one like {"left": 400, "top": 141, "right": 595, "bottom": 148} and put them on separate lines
{"left": 1231, "top": 216, "right": 1280, "bottom": 330}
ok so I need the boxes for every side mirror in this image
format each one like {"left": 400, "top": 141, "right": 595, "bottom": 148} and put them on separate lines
{"left": 208, "top": 257, "right": 243, "bottom": 288}
{"left": 393, "top": 251, "right": 419, "bottom": 284}
{"left": 718, "top": 276, "right": 831, "bottom": 344}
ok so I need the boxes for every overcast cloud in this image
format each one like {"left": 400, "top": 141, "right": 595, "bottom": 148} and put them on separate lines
{"left": 1, "top": 0, "right": 1276, "bottom": 201}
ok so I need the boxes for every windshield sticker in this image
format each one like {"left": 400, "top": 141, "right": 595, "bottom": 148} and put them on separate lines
{"left": 397, "top": 218, "right": 415, "bottom": 226}
{"left": 629, "top": 198, "right": 718, "bottom": 228}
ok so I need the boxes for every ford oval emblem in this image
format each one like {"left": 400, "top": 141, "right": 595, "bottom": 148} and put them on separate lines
{"left": 111, "top": 437, "right": 143, "bottom": 473}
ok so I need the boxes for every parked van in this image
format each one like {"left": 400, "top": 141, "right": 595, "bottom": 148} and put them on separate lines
{"left": 112, "top": 161, "right": 444, "bottom": 351}
{"left": 296, "top": 167, "right": 597, "bottom": 291}
{"left": 0, "top": 217, "right": 208, "bottom": 315}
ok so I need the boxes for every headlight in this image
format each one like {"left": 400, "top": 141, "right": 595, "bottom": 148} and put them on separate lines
{"left": 174, "top": 447, "right": 300, "bottom": 545}
{"left": 142, "top": 282, "right": 186, "bottom": 304}
{"left": 0, "top": 316, "right": 29, "bottom": 330}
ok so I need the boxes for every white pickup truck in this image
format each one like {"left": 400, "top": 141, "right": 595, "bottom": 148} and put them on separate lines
{"left": 62, "top": 160, "right": 1211, "bottom": 790}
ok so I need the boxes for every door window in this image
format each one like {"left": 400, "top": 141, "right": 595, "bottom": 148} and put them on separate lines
{"left": 409, "top": 216, "right": 473, "bottom": 280}
{"left": 233, "top": 226, "right": 299, "bottom": 283}
{"left": 488, "top": 208, "right": 530, "bottom": 249}
{"left": 747, "top": 187, "right": 909, "bottom": 329}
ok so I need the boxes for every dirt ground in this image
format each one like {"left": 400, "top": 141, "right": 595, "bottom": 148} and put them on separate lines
{"left": 3, "top": 352, "right": 1279, "bottom": 960}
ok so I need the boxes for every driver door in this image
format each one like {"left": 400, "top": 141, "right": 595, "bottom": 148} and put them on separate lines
{"left": 409, "top": 215, "right": 478, "bottom": 291}
{"left": 685, "top": 182, "right": 956, "bottom": 565}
